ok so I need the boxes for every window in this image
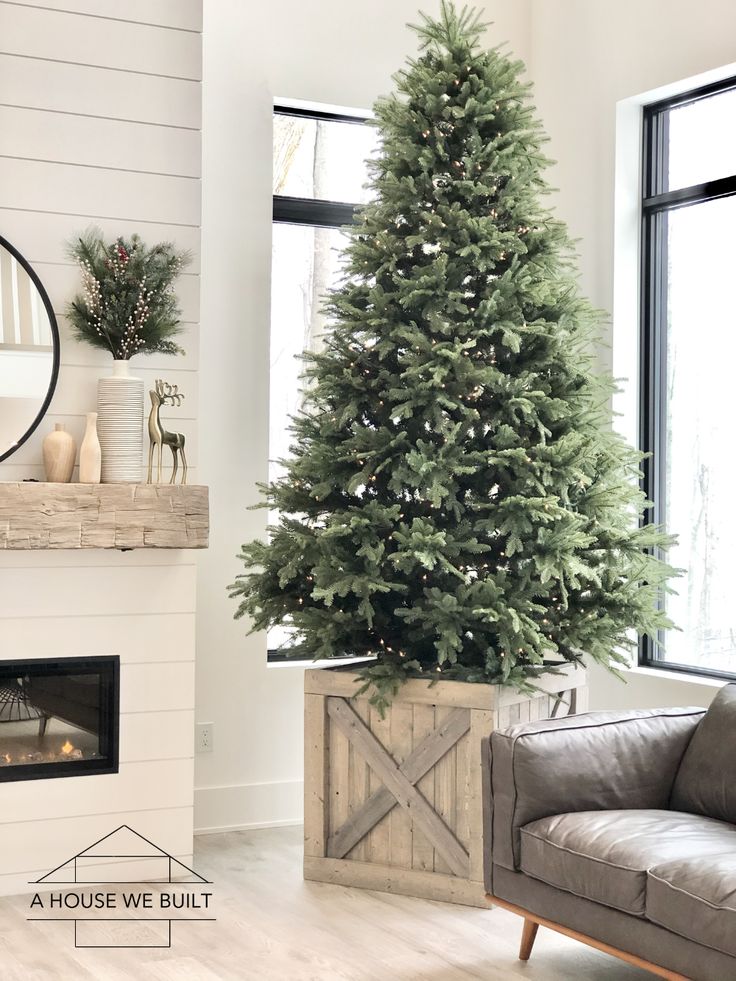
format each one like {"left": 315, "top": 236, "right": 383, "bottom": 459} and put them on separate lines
{"left": 268, "top": 104, "right": 378, "bottom": 660}
{"left": 640, "top": 77, "right": 736, "bottom": 679}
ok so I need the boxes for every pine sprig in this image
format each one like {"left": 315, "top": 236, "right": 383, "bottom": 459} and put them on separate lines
{"left": 229, "top": 2, "right": 678, "bottom": 709}
{"left": 66, "top": 228, "right": 191, "bottom": 360}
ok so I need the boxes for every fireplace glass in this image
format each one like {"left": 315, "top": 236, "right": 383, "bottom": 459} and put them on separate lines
{"left": 0, "top": 656, "right": 119, "bottom": 782}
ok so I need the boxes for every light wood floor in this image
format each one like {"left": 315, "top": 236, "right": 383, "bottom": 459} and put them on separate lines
{"left": 1, "top": 826, "right": 653, "bottom": 980}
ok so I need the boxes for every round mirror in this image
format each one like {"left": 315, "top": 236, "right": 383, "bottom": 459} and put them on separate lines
{"left": 0, "top": 236, "right": 60, "bottom": 462}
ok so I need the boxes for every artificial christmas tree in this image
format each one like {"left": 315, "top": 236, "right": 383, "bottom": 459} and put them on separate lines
{"left": 230, "top": 2, "right": 675, "bottom": 711}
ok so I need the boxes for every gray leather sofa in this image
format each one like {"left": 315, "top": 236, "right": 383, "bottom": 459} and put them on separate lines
{"left": 483, "top": 684, "right": 736, "bottom": 980}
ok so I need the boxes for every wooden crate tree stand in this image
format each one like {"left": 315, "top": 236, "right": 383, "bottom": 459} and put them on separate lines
{"left": 304, "top": 665, "right": 588, "bottom": 907}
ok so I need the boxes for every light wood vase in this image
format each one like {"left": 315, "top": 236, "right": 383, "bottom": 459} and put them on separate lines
{"left": 79, "top": 412, "right": 102, "bottom": 484}
{"left": 97, "top": 359, "right": 144, "bottom": 483}
{"left": 42, "top": 423, "right": 76, "bottom": 483}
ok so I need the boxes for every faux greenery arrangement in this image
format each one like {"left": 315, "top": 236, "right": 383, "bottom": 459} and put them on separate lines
{"left": 67, "top": 229, "right": 190, "bottom": 360}
{"left": 229, "top": 2, "right": 676, "bottom": 709}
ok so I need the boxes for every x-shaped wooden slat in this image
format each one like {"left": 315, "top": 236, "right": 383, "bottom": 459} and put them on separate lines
{"left": 550, "top": 686, "right": 580, "bottom": 718}
{"left": 326, "top": 697, "right": 471, "bottom": 878}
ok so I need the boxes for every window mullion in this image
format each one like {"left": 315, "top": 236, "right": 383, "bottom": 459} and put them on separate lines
{"left": 273, "top": 196, "right": 357, "bottom": 228}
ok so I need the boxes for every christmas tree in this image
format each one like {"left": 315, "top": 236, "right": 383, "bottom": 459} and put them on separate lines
{"left": 230, "top": 1, "right": 675, "bottom": 708}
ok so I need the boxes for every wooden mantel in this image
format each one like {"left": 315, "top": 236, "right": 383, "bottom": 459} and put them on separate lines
{"left": 0, "top": 483, "right": 209, "bottom": 550}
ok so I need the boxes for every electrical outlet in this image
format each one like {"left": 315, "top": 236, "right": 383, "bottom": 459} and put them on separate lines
{"left": 196, "top": 723, "right": 214, "bottom": 753}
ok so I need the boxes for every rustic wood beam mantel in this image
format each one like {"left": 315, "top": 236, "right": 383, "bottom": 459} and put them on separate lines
{"left": 0, "top": 483, "right": 209, "bottom": 550}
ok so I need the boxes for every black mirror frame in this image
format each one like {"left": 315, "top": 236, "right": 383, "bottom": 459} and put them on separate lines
{"left": 0, "top": 234, "right": 61, "bottom": 464}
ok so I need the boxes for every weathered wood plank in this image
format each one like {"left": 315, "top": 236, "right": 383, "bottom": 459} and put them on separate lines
{"left": 529, "top": 694, "right": 547, "bottom": 722}
{"left": 572, "top": 685, "right": 590, "bottom": 714}
{"left": 389, "top": 701, "right": 414, "bottom": 871}
{"left": 326, "top": 698, "right": 470, "bottom": 879}
{"left": 468, "top": 709, "right": 495, "bottom": 884}
{"left": 480, "top": 728, "right": 494, "bottom": 895}
{"left": 412, "top": 701, "right": 436, "bottom": 873}
{"left": 328, "top": 707, "right": 350, "bottom": 849}
{"left": 330, "top": 773, "right": 390, "bottom": 862}
{"left": 305, "top": 670, "right": 501, "bottom": 709}
{"left": 366, "top": 703, "right": 391, "bottom": 867}
{"left": 304, "top": 664, "right": 585, "bottom": 708}
{"left": 454, "top": 723, "right": 471, "bottom": 855}
{"left": 327, "top": 708, "right": 470, "bottom": 861}
{"left": 304, "top": 855, "right": 487, "bottom": 908}
{"left": 303, "top": 694, "right": 328, "bottom": 860}
{"left": 433, "top": 705, "right": 456, "bottom": 875}
{"left": 347, "top": 699, "right": 370, "bottom": 862}
{"left": 517, "top": 697, "right": 532, "bottom": 727}
{"left": 0, "top": 483, "right": 208, "bottom": 549}
{"left": 496, "top": 665, "right": 588, "bottom": 704}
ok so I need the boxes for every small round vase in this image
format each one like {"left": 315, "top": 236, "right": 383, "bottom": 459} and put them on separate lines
{"left": 97, "top": 360, "right": 143, "bottom": 483}
{"left": 43, "top": 423, "right": 76, "bottom": 483}
{"left": 79, "top": 411, "right": 102, "bottom": 484}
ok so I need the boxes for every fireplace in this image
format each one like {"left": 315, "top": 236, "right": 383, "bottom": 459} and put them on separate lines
{"left": 0, "top": 656, "right": 119, "bottom": 782}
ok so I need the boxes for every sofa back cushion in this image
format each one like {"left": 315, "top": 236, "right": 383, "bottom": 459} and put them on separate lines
{"left": 490, "top": 707, "right": 705, "bottom": 870}
{"left": 671, "top": 684, "right": 736, "bottom": 823}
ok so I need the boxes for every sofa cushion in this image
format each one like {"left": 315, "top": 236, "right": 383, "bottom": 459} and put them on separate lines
{"left": 647, "top": 851, "right": 736, "bottom": 957}
{"left": 671, "top": 683, "right": 736, "bottom": 823}
{"left": 490, "top": 706, "right": 705, "bottom": 871}
{"left": 520, "top": 809, "right": 736, "bottom": 916}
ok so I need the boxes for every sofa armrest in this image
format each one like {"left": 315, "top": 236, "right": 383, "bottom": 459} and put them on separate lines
{"left": 484, "top": 706, "right": 705, "bottom": 882}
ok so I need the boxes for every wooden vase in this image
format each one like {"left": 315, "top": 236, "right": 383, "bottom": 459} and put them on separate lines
{"left": 79, "top": 412, "right": 102, "bottom": 484}
{"left": 42, "top": 423, "right": 76, "bottom": 483}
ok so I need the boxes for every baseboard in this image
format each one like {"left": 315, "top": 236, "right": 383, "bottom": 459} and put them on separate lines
{"left": 194, "top": 818, "right": 303, "bottom": 835}
{"left": 193, "top": 779, "right": 303, "bottom": 835}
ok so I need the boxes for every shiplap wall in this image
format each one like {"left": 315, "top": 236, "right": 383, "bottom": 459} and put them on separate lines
{"left": 0, "top": 0, "right": 201, "bottom": 895}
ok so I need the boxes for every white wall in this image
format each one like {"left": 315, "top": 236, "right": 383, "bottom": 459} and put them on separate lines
{"left": 527, "top": 0, "right": 736, "bottom": 711}
{"left": 196, "top": 0, "right": 532, "bottom": 832}
{"left": 0, "top": 0, "right": 202, "bottom": 892}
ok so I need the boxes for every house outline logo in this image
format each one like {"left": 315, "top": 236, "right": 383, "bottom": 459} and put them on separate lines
{"left": 28, "top": 824, "right": 215, "bottom": 949}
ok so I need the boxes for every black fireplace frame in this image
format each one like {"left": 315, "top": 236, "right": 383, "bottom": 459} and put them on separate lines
{"left": 0, "top": 655, "right": 119, "bottom": 783}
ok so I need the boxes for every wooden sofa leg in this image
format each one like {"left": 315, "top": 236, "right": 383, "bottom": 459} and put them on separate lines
{"left": 519, "top": 918, "right": 539, "bottom": 961}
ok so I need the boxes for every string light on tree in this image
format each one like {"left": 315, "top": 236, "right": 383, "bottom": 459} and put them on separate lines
{"left": 229, "top": 1, "right": 677, "bottom": 713}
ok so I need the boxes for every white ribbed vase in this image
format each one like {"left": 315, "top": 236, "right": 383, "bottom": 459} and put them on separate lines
{"left": 97, "top": 360, "right": 144, "bottom": 483}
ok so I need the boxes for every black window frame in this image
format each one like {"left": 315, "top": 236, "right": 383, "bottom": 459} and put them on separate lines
{"left": 268, "top": 103, "right": 369, "bottom": 663}
{"left": 639, "top": 74, "right": 736, "bottom": 680}
{"left": 272, "top": 103, "right": 369, "bottom": 228}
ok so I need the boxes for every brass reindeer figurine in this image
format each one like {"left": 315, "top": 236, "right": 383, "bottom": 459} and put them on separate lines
{"left": 147, "top": 379, "right": 187, "bottom": 485}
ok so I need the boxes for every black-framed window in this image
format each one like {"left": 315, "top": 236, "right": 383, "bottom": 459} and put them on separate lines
{"left": 640, "top": 76, "right": 736, "bottom": 679}
{"left": 268, "top": 104, "right": 377, "bottom": 661}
